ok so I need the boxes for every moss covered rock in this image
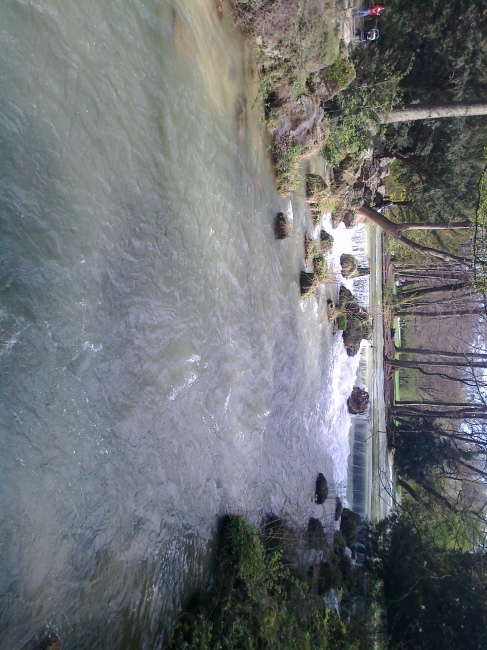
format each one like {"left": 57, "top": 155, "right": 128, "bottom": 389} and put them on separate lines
{"left": 275, "top": 211, "right": 291, "bottom": 239}
{"left": 306, "top": 517, "right": 328, "bottom": 550}
{"left": 320, "top": 230, "right": 334, "bottom": 255}
{"left": 339, "top": 508, "right": 362, "bottom": 548}
{"left": 300, "top": 271, "right": 315, "bottom": 296}
{"left": 337, "top": 286, "right": 372, "bottom": 356}
{"left": 340, "top": 253, "right": 369, "bottom": 279}
{"left": 320, "top": 57, "right": 355, "bottom": 95}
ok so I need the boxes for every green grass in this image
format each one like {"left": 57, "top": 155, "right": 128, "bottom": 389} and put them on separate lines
{"left": 337, "top": 314, "right": 348, "bottom": 331}
{"left": 473, "top": 155, "right": 487, "bottom": 291}
{"left": 271, "top": 135, "right": 304, "bottom": 194}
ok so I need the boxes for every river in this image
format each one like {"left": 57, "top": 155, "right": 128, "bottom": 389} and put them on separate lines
{"left": 0, "top": 0, "right": 378, "bottom": 647}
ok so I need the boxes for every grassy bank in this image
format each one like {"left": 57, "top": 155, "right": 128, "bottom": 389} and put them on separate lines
{"left": 169, "top": 515, "right": 373, "bottom": 649}
{"left": 235, "top": 0, "right": 357, "bottom": 194}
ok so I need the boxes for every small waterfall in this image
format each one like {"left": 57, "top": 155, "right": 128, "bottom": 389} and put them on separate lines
{"left": 351, "top": 224, "right": 370, "bottom": 308}
{"left": 352, "top": 275, "right": 369, "bottom": 308}
{"left": 346, "top": 347, "right": 371, "bottom": 517}
{"left": 347, "top": 417, "right": 369, "bottom": 517}
{"left": 319, "top": 214, "right": 374, "bottom": 518}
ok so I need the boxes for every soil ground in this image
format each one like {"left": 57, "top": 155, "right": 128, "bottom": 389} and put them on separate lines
{"left": 338, "top": 0, "right": 363, "bottom": 46}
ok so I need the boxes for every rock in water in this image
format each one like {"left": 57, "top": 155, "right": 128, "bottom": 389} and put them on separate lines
{"left": 300, "top": 271, "right": 315, "bottom": 295}
{"left": 337, "top": 286, "right": 372, "bottom": 356}
{"left": 340, "top": 253, "right": 369, "bottom": 279}
{"left": 347, "top": 387, "right": 369, "bottom": 414}
{"left": 339, "top": 508, "right": 362, "bottom": 548}
{"left": 334, "top": 497, "right": 343, "bottom": 520}
{"left": 306, "top": 517, "right": 327, "bottom": 550}
{"left": 315, "top": 472, "right": 328, "bottom": 504}
{"left": 305, "top": 173, "right": 326, "bottom": 197}
{"left": 340, "top": 253, "right": 358, "bottom": 278}
{"left": 319, "top": 230, "right": 333, "bottom": 255}
{"left": 274, "top": 212, "right": 291, "bottom": 239}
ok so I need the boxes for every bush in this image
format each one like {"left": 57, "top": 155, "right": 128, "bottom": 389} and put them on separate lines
{"left": 321, "top": 57, "right": 356, "bottom": 94}
{"left": 337, "top": 314, "right": 348, "bottom": 330}
{"left": 271, "top": 133, "right": 304, "bottom": 194}
{"left": 169, "top": 515, "right": 372, "bottom": 649}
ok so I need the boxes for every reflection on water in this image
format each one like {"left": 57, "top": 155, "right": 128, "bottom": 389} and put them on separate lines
{"left": 0, "top": 0, "right": 369, "bottom": 647}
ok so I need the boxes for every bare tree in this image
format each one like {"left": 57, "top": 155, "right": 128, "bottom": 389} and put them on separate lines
{"left": 356, "top": 205, "right": 472, "bottom": 266}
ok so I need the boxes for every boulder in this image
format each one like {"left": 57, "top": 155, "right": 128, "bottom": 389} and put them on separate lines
{"left": 275, "top": 212, "right": 291, "bottom": 239}
{"left": 343, "top": 318, "right": 372, "bottom": 356}
{"left": 306, "top": 173, "right": 326, "bottom": 197}
{"left": 300, "top": 271, "right": 315, "bottom": 295}
{"left": 319, "top": 230, "right": 334, "bottom": 255}
{"left": 340, "top": 254, "right": 358, "bottom": 278}
{"left": 334, "top": 497, "right": 343, "bottom": 521}
{"left": 340, "top": 254, "right": 369, "bottom": 279}
{"left": 341, "top": 209, "right": 357, "bottom": 229}
{"left": 339, "top": 508, "right": 362, "bottom": 548}
{"left": 347, "top": 387, "right": 370, "bottom": 414}
{"left": 337, "top": 286, "right": 373, "bottom": 356}
{"left": 315, "top": 473, "right": 328, "bottom": 504}
{"left": 306, "top": 517, "right": 328, "bottom": 550}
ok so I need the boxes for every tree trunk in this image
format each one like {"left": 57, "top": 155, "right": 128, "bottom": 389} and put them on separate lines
{"left": 394, "top": 346, "right": 487, "bottom": 360}
{"left": 396, "top": 478, "right": 423, "bottom": 504}
{"left": 394, "top": 221, "right": 471, "bottom": 234}
{"left": 459, "top": 461, "right": 487, "bottom": 480}
{"left": 382, "top": 102, "right": 487, "bottom": 124}
{"left": 395, "top": 235, "right": 470, "bottom": 266}
{"left": 395, "top": 307, "right": 484, "bottom": 318}
{"left": 398, "top": 282, "right": 471, "bottom": 300}
{"left": 386, "top": 357, "right": 487, "bottom": 369}
{"left": 391, "top": 406, "right": 487, "bottom": 419}
{"left": 395, "top": 399, "right": 487, "bottom": 410}
{"left": 398, "top": 366, "right": 480, "bottom": 387}
{"left": 420, "top": 483, "right": 456, "bottom": 512}
{"left": 356, "top": 205, "right": 471, "bottom": 266}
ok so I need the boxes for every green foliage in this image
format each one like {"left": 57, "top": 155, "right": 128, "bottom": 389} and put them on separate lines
{"left": 375, "top": 0, "right": 487, "bottom": 105}
{"left": 375, "top": 0, "right": 487, "bottom": 225}
{"left": 473, "top": 154, "right": 487, "bottom": 292}
{"left": 321, "top": 52, "right": 406, "bottom": 167}
{"left": 236, "top": 0, "right": 340, "bottom": 105}
{"left": 391, "top": 415, "right": 487, "bottom": 550}
{"left": 271, "top": 134, "right": 304, "bottom": 194}
{"left": 321, "top": 57, "right": 356, "bottom": 95}
{"left": 337, "top": 314, "right": 347, "bottom": 331}
{"left": 372, "top": 509, "right": 487, "bottom": 649}
{"left": 169, "top": 515, "right": 372, "bottom": 649}
{"left": 393, "top": 419, "right": 474, "bottom": 486}
{"left": 313, "top": 255, "right": 328, "bottom": 281}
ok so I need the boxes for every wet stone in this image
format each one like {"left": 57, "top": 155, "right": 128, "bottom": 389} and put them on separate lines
{"left": 315, "top": 472, "right": 328, "bottom": 504}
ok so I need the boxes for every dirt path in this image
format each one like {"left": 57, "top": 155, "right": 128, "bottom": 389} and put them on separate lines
{"left": 338, "top": 0, "right": 363, "bottom": 45}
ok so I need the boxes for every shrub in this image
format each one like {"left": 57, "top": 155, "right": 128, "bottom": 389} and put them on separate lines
{"left": 271, "top": 133, "right": 304, "bottom": 194}
{"left": 321, "top": 57, "right": 356, "bottom": 95}
{"left": 337, "top": 314, "right": 348, "bottom": 330}
{"left": 169, "top": 515, "right": 373, "bottom": 649}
